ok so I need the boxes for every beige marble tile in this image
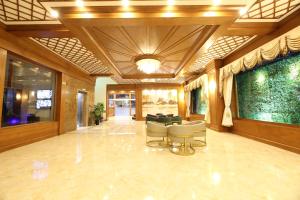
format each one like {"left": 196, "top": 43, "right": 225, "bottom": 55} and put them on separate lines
{"left": 0, "top": 116, "right": 300, "bottom": 200}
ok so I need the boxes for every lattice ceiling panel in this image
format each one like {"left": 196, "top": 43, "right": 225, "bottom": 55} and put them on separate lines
{"left": 240, "top": 0, "right": 300, "bottom": 19}
{"left": 0, "top": 0, "right": 58, "bottom": 22}
{"left": 32, "top": 37, "right": 111, "bottom": 74}
{"left": 188, "top": 36, "right": 253, "bottom": 73}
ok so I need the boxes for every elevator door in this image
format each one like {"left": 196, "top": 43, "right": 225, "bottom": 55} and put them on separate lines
{"left": 77, "top": 92, "right": 85, "bottom": 127}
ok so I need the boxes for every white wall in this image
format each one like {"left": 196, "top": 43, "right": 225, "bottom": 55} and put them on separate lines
{"left": 94, "top": 77, "right": 116, "bottom": 109}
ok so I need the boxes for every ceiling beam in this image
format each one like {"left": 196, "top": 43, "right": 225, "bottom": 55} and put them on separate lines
{"left": 224, "top": 22, "right": 277, "bottom": 36}
{"left": 175, "top": 25, "right": 219, "bottom": 77}
{"left": 90, "top": 73, "right": 113, "bottom": 77}
{"left": 122, "top": 73, "right": 175, "bottom": 79}
{"left": 61, "top": 18, "right": 123, "bottom": 77}
{"left": 5, "top": 24, "right": 73, "bottom": 38}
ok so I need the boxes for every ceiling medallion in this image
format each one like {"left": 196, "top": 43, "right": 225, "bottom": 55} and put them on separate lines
{"left": 135, "top": 54, "right": 161, "bottom": 74}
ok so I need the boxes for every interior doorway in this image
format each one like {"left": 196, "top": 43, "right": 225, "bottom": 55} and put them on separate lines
{"left": 77, "top": 91, "right": 86, "bottom": 128}
{"left": 108, "top": 91, "right": 136, "bottom": 118}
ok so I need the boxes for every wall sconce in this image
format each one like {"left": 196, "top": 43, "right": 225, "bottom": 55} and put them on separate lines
{"left": 209, "top": 80, "right": 216, "bottom": 92}
{"left": 16, "top": 93, "right": 21, "bottom": 100}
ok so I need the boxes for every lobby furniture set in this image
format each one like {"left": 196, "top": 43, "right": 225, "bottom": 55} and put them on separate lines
{"left": 146, "top": 119, "right": 206, "bottom": 156}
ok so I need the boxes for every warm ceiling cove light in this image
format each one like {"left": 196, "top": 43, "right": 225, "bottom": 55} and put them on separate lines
{"left": 167, "top": 0, "right": 175, "bottom": 6}
{"left": 76, "top": 0, "right": 84, "bottom": 8}
{"left": 50, "top": 9, "right": 59, "bottom": 18}
{"left": 239, "top": 7, "right": 248, "bottom": 15}
{"left": 136, "top": 55, "right": 161, "bottom": 74}
{"left": 204, "top": 11, "right": 217, "bottom": 17}
{"left": 212, "top": 0, "right": 221, "bottom": 6}
{"left": 122, "top": 0, "right": 130, "bottom": 7}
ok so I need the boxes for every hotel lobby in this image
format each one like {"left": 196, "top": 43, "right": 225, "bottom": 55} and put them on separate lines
{"left": 0, "top": 0, "right": 300, "bottom": 199}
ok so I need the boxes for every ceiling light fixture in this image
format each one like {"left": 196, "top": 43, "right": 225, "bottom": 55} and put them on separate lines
{"left": 167, "top": 0, "right": 175, "bottom": 6}
{"left": 212, "top": 0, "right": 221, "bottom": 6}
{"left": 203, "top": 11, "right": 217, "bottom": 17}
{"left": 82, "top": 12, "right": 93, "bottom": 18}
{"left": 239, "top": 7, "right": 248, "bottom": 16}
{"left": 50, "top": 10, "right": 59, "bottom": 18}
{"left": 163, "top": 11, "right": 175, "bottom": 17}
{"left": 122, "top": 12, "right": 134, "bottom": 18}
{"left": 136, "top": 55, "right": 161, "bottom": 74}
{"left": 76, "top": 0, "right": 84, "bottom": 8}
{"left": 122, "top": 0, "right": 130, "bottom": 7}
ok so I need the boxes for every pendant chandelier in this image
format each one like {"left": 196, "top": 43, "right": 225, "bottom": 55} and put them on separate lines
{"left": 135, "top": 55, "right": 161, "bottom": 74}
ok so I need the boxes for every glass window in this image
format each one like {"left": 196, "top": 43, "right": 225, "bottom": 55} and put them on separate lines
{"left": 236, "top": 52, "right": 300, "bottom": 125}
{"left": 1, "top": 54, "right": 57, "bottom": 127}
{"left": 190, "top": 88, "right": 206, "bottom": 115}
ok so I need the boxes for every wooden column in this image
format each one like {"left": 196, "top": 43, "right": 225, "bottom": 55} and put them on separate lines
{"left": 207, "top": 59, "right": 229, "bottom": 132}
{"left": 0, "top": 48, "right": 7, "bottom": 127}
{"left": 135, "top": 86, "right": 143, "bottom": 121}
{"left": 56, "top": 73, "right": 67, "bottom": 134}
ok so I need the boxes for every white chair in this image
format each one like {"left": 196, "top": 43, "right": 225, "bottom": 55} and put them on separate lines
{"left": 146, "top": 122, "right": 168, "bottom": 147}
{"left": 167, "top": 123, "right": 207, "bottom": 155}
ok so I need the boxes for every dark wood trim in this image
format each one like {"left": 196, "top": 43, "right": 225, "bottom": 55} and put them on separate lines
{"left": 0, "top": 48, "right": 7, "bottom": 127}
{"left": 90, "top": 73, "right": 113, "bottom": 77}
{"left": 0, "top": 121, "right": 59, "bottom": 152}
{"left": 122, "top": 73, "right": 175, "bottom": 79}
{"left": 232, "top": 119, "right": 300, "bottom": 154}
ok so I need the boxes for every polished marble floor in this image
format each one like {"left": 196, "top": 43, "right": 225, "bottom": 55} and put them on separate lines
{"left": 0, "top": 117, "right": 300, "bottom": 200}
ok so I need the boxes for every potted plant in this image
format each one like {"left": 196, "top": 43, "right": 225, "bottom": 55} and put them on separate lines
{"left": 92, "top": 103, "right": 105, "bottom": 125}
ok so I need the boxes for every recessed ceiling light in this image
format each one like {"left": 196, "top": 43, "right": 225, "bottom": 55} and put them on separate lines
{"left": 76, "top": 0, "right": 84, "bottom": 8}
{"left": 122, "top": 12, "right": 134, "bottom": 18}
{"left": 239, "top": 7, "right": 247, "bottom": 15}
{"left": 167, "top": 0, "right": 175, "bottom": 6}
{"left": 82, "top": 12, "right": 93, "bottom": 18}
{"left": 50, "top": 10, "right": 59, "bottom": 18}
{"left": 212, "top": 0, "right": 221, "bottom": 6}
{"left": 203, "top": 11, "right": 217, "bottom": 17}
{"left": 163, "top": 12, "right": 175, "bottom": 17}
{"left": 122, "top": 0, "right": 129, "bottom": 7}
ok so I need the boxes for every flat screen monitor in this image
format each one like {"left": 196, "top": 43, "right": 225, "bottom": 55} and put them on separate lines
{"left": 37, "top": 90, "right": 52, "bottom": 99}
{"left": 36, "top": 99, "right": 52, "bottom": 109}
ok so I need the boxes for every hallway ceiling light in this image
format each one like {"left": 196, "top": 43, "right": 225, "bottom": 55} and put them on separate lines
{"left": 212, "top": 0, "right": 221, "bottom": 6}
{"left": 167, "top": 0, "right": 175, "bottom": 6}
{"left": 76, "top": 0, "right": 84, "bottom": 8}
{"left": 239, "top": 7, "right": 248, "bottom": 16}
{"left": 50, "top": 10, "right": 59, "bottom": 18}
{"left": 136, "top": 56, "right": 161, "bottom": 74}
{"left": 122, "top": 0, "right": 130, "bottom": 7}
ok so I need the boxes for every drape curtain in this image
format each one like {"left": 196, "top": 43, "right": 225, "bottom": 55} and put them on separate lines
{"left": 221, "top": 74, "right": 233, "bottom": 127}
{"left": 219, "top": 27, "right": 300, "bottom": 127}
{"left": 184, "top": 74, "right": 210, "bottom": 123}
{"left": 185, "top": 91, "right": 191, "bottom": 118}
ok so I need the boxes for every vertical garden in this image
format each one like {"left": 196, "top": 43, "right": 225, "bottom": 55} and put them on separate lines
{"left": 236, "top": 53, "right": 300, "bottom": 125}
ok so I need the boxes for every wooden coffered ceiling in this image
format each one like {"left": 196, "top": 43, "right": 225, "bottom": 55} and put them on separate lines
{"left": 0, "top": 0, "right": 299, "bottom": 84}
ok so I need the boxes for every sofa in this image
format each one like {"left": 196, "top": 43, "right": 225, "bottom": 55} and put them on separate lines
{"left": 145, "top": 113, "right": 182, "bottom": 126}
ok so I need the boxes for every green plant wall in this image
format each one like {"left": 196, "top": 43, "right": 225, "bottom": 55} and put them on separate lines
{"left": 236, "top": 52, "right": 300, "bottom": 125}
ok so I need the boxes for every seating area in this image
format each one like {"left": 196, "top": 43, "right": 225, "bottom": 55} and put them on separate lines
{"left": 146, "top": 120, "right": 206, "bottom": 156}
{"left": 0, "top": 0, "right": 300, "bottom": 198}
{"left": 145, "top": 113, "right": 182, "bottom": 126}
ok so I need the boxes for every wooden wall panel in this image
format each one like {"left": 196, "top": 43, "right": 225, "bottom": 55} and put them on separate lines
{"left": 232, "top": 119, "right": 300, "bottom": 154}
{"left": 63, "top": 74, "right": 95, "bottom": 133}
{"left": 0, "top": 48, "right": 7, "bottom": 127}
{"left": 0, "top": 122, "right": 58, "bottom": 152}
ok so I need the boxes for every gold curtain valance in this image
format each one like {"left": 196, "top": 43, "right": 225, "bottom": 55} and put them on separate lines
{"left": 184, "top": 74, "right": 208, "bottom": 92}
{"left": 219, "top": 26, "right": 300, "bottom": 96}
